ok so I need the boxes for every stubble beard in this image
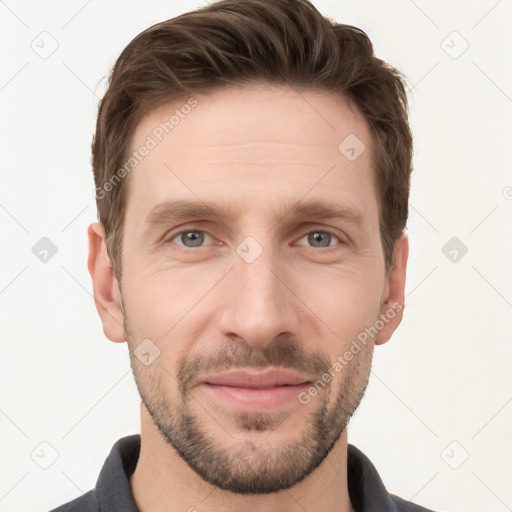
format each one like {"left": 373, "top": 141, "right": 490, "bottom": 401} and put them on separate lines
{"left": 124, "top": 311, "right": 373, "bottom": 495}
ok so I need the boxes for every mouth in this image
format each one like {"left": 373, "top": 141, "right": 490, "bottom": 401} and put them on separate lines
{"left": 197, "top": 369, "right": 313, "bottom": 411}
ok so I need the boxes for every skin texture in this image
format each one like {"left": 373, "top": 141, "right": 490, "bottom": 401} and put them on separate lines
{"left": 88, "top": 84, "right": 408, "bottom": 512}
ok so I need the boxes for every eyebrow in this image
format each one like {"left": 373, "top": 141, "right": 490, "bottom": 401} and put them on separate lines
{"left": 142, "top": 198, "right": 365, "bottom": 235}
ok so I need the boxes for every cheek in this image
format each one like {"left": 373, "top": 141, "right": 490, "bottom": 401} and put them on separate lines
{"left": 296, "top": 268, "right": 383, "bottom": 344}
{"left": 123, "top": 267, "right": 217, "bottom": 354}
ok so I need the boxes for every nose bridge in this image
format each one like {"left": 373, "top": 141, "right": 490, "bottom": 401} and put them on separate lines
{"left": 220, "top": 235, "right": 295, "bottom": 347}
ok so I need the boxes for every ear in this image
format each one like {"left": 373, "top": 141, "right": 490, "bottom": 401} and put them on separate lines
{"left": 87, "top": 222, "right": 126, "bottom": 343}
{"left": 374, "top": 232, "right": 409, "bottom": 346}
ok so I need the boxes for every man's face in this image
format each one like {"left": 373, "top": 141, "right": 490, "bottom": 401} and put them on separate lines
{"left": 110, "top": 85, "right": 402, "bottom": 494}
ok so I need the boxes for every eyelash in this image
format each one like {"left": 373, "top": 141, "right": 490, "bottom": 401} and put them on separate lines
{"left": 165, "top": 227, "right": 345, "bottom": 252}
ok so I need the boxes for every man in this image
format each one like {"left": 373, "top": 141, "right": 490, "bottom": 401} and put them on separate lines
{"left": 50, "top": 0, "right": 435, "bottom": 510}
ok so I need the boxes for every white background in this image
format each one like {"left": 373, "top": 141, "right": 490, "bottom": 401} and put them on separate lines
{"left": 1, "top": 1, "right": 511, "bottom": 511}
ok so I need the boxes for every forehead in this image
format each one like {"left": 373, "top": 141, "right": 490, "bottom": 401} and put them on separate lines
{"left": 124, "top": 84, "right": 377, "bottom": 228}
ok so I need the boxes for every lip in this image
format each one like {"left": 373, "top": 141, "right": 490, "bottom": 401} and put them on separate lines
{"left": 196, "top": 369, "right": 313, "bottom": 411}
{"left": 200, "top": 369, "right": 313, "bottom": 388}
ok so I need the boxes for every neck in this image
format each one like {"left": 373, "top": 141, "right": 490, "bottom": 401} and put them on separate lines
{"left": 130, "top": 405, "right": 355, "bottom": 512}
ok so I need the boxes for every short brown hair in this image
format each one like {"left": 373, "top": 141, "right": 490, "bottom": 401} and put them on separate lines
{"left": 92, "top": 0, "right": 413, "bottom": 281}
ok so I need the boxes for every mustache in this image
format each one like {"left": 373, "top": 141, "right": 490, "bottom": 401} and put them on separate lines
{"left": 176, "top": 335, "right": 331, "bottom": 394}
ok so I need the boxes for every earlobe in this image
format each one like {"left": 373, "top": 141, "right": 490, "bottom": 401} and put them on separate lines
{"left": 374, "top": 232, "right": 409, "bottom": 346}
{"left": 87, "top": 222, "right": 126, "bottom": 343}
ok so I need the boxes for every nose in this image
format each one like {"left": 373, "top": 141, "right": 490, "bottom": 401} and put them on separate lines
{"left": 217, "top": 240, "right": 300, "bottom": 350}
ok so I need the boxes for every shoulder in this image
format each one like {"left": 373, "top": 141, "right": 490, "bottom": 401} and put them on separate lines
{"left": 47, "top": 489, "right": 99, "bottom": 512}
{"left": 390, "top": 493, "right": 437, "bottom": 511}
{"left": 347, "top": 444, "right": 438, "bottom": 512}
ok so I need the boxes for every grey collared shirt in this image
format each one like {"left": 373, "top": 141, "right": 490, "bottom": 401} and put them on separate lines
{"left": 49, "top": 434, "right": 436, "bottom": 511}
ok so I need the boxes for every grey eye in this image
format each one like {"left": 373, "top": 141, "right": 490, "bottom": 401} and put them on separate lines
{"left": 298, "top": 231, "right": 339, "bottom": 248}
{"left": 310, "top": 232, "right": 331, "bottom": 247}
{"left": 172, "top": 230, "right": 211, "bottom": 247}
